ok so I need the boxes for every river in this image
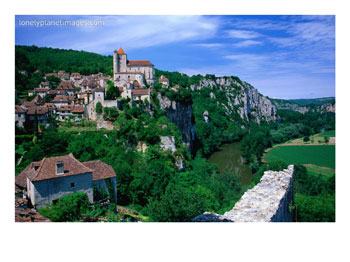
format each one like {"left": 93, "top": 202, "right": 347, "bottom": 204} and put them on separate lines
{"left": 208, "top": 142, "right": 252, "bottom": 186}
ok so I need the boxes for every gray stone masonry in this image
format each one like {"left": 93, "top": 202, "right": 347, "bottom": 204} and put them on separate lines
{"left": 193, "top": 165, "right": 294, "bottom": 222}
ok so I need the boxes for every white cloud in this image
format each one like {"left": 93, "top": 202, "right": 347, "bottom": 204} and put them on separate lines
{"left": 66, "top": 15, "right": 221, "bottom": 53}
{"left": 225, "top": 29, "right": 261, "bottom": 39}
{"left": 233, "top": 40, "right": 263, "bottom": 47}
{"left": 192, "top": 43, "right": 226, "bottom": 48}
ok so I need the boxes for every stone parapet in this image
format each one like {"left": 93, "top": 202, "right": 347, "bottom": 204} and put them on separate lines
{"left": 193, "top": 165, "right": 294, "bottom": 222}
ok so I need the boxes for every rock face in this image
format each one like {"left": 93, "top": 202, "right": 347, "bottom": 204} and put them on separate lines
{"left": 321, "top": 103, "right": 336, "bottom": 113}
{"left": 272, "top": 99, "right": 336, "bottom": 114}
{"left": 193, "top": 165, "right": 294, "bottom": 222}
{"left": 160, "top": 136, "right": 185, "bottom": 171}
{"left": 190, "top": 77, "right": 277, "bottom": 124}
{"left": 160, "top": 136, "right": 177, "bottom": 153}
{"left": 157, "top": 94, "right": 195, "bottom": 151}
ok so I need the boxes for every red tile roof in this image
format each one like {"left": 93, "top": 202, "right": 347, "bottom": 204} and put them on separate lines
{"left": 159, "top": 75, "right": 169, "bottom": 82}
{"left": 45, "top": 73, "right": 58, "bottom": 78}
{"left": 15, "top": 105, "right": 27, "bottom": 114}
{"left": 27, "top": 106, "right": 49, "bottom": 115}
{"left": 127, "top": 60, "right": 153, "bottom": 66}
{"left": 15, "top": 161, "right": 41, "bottom": 189}
{"left": 132, "top": 89, "right": 150, "bottom": 96}
{"left": 52, "top": 95, "right": 69, "bottom": 103}
{"left": 48, "top": 89, "right": 65, "bottom": 96}
{"left": 117, "top": 47, "right": 126, "bottom": 55}
{"left": 57, "top": 81, "right": 76, "bottom": 90}
{"left": 82, "top": 160, "right": 116, "bottom": 181}
{"left": 30, "top": 154, "right": 93, "bottom": 182}
{"left": 56, "top": 105, "right": 74, "bottom": 112}
{"left": 72, "top": 105, "right": 85, "bottom": 113}
{"left": 34, "top": 88, "right": 50, "bottom": 92}
{"left": 22, "top": 95, "right": 45, "bottom": 108}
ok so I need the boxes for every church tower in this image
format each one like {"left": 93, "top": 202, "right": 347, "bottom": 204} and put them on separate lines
{"left": 117, "top": 47, "right": 127, "bottom": 72}
{"left": 113, "top": 47, "right": 128, "bottom": 80}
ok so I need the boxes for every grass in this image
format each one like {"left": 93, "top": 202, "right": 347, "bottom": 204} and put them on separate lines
{"left": 304, "top": 165, "right": 335, "bottom": 178}
{"left": 284, "top": 130, "right": 335, "bottom": 145}
{"left": 319, "top": 130, "right": 335, "bottom": 137}
{"left": 264, "top": 145, "right": 335, "bottom": 169}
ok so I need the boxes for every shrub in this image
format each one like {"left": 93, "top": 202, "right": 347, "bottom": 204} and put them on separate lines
{"left": 96, "top": 102, "right": 103, "bottom": 114}
{"left": 39, "top": 192, "right": 90, "bottom": 222}
{"left": 303, "top": 136, "right": 310, "bottom": 142}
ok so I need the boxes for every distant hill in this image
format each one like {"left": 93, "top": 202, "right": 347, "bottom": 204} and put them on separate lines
{"left": 288, "top": 97, "right": 335, "bottom": 105}
{"left": 270, "top": 97, "right": 335, "bottom": 114}
{"left": 15, "top": 45, "right": 113, "bottom": 76}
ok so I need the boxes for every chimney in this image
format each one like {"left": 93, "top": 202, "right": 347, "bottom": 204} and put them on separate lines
{"left": 56, "top": 161, "right": 64, "bottom": 175}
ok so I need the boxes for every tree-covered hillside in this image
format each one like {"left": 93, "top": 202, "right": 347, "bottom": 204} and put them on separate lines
{"left": 15, "top": 45, "right": 113, "bottom": 76}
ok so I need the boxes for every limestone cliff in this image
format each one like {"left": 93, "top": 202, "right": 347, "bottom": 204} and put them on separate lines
{"left": 157, "top": 93, "right": 195, "bottom": 151}
{"left": 156, "top": 76, "right": 277, "bottom": 150}
{"left": 271, "top": 98, "right": 336, "bottom": 114}
{"left": 190, "top": 77, "right": 277, "bottom": 124}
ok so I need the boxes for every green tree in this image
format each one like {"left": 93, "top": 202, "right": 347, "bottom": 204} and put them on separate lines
{"left": 96, "top": 102, "right": 103, "bottom": 114}
{"left": 106, "top": 81, "right": 121, "bottom": 100}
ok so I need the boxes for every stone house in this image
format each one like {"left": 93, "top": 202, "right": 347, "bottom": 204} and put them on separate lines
{"left": 158, "top": 75, "right": 169, "bottom": 86}
{"left": 52, "top": 95, "right": 69, "bottom": 108}
{"left": 26, "top": 106, "right": 51, "bottom": 125}
{"left": 56, "top": 105, "right": 85, "bottom": 120}
{"left": 33, "top": 88, "right": 50, "bottom": 98}
{"left": 57, "top": 81, "right": 76, "bottom": 96}
{"left": 21, "top": 95, "right": 45, "bottom": 108}
{"left": 15, "top": 105, "right": 27, "bottom": 128}
{"left": 39, "top": 82, "right": 51, "bottom": 89}
{"left": 57, "top": 70, "right": 70, "bottom": 80}
{"left": 15, "top": 154, "right": 117, "bottom": 209}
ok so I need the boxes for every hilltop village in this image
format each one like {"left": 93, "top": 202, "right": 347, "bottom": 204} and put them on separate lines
{"left": 14, "top": 48, "right": 176, "bottom": 221}
{"left": 15, "top": 48, "right": 174, "bottom": 129}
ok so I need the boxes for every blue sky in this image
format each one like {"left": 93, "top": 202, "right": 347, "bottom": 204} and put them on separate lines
{"left": 15, "top": 15, "right": 335, "bottom": 99}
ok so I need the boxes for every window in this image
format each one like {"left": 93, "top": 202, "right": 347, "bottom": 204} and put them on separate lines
{"left": 70, "top": 182, "right": 75, "bottom": 188}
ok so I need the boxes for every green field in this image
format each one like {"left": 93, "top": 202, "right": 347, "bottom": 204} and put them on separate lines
{"left": 264, "top": 145, "right": 335, "bottom": 169}
{"left": 305, "top": 165, "right": 335, "bottom": 178}
{"left": 319, "top": 130, "right": 335, "bottom": 137}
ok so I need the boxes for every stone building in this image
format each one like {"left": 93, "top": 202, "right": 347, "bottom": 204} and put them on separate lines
{"left": 15, "top": 105, "right": 27, "bottom": 128}
{"left": 158, "top": 75, "right": 169, "bottom": 86}
{"left": 15, "top": 154, "right": 117, "bottom": 209}
{"left": 113, "top": 47, "right": 155, "bottom": 86}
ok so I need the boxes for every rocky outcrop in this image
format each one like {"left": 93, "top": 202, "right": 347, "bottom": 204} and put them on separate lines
{"left": 193, "top": 165, "right": 294, "bottom": 222}
{"left": 160, "top": 136, "right": 185, "bottom": 170}
{"left": 321, "top": 103, "right": 336, "bottom": 113}
{"left": 272, "top": 99, "right": 336, "bottom": 114}
{"left": 157, "top": 94, "right": 195, "bottom": 151}
{"left": 190, "top": 77, "right": 276, "bottom": 124}
{"left": 160, "top": 136, "right": 176, "bottom": 153}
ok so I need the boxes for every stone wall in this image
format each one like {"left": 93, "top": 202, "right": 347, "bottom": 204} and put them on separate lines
{"left": 30, "top": 172, "right": 94, "bottom": 209}
{"left": 193, "top": 165, "right": 294, "bottom": 222}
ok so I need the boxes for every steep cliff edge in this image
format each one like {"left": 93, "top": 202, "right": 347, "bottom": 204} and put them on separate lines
{"left": 156, "top": 76, "right": 277, "bottom": 152}
{"left": 190, "top": 77, "right": 276, "bottom": 124}
{"left": 157, "top": 93, "right": 195, "bottom": 151}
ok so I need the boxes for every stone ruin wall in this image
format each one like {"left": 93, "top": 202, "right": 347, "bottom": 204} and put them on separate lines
{"left": 193, "top": 165, "right": 294, "bottom": 222}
